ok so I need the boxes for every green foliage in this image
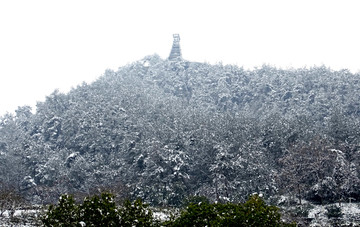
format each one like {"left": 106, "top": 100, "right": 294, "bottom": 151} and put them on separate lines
{"left": 170, "top": 195, "right": 296, "bottom": 227}
{"left": 42, "top": 193, "right": 155, "bottom": 226}
{"left": 42, "top": 194, "right": 79, "bottom": 227}
{"left": 241, "top": 195, "right": 286, "bottom": 226}
{"left": 79, "top": 192, "right": 120, "bottom": 226}
{"left": 42, "top": 193, "right": 295, "bottom": 227}
{"left": 172, "top": 201, "right": 216, "bottom": 226}
{"left": 119, "top": 199, "right": 155, "bottom": 226}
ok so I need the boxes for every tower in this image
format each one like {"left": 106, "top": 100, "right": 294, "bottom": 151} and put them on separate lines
{"left": 168, "top": 34, "right": 182, "bottom": 60}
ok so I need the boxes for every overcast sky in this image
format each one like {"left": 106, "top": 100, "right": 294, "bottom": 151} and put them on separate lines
{"left": 1, "top": 0, "right": 360, "bottom": 116}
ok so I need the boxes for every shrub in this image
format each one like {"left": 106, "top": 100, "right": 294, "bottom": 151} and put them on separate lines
{"left": 171, "top": 200, "right": 217, "bottom": 226}
{"left": 242, "top": 194, "right": 285, "bottom": 226}
{"left": 42, "top": 193, "right": 295, "bottom": 226}
{"left": 325, "top": 205, "right": 343, "bottom": 219}
{"left": 79, "top": 192, "right": 120, "bottom": 226}
{"left": 170, "top": 195, "right": 296, "bottom": 226}
{"left": 119, "top": 199, "right": 155, "bottom": 226}
{"left": 42, "top": 194, "right": 79, "bottom": 227}
{"left": 42, "top": 193, "right": 155, "bottom": 226}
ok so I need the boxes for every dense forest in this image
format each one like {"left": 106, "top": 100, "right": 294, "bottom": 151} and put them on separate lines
{"left": 1, "top": 55, "right": 359, "bottom": 208}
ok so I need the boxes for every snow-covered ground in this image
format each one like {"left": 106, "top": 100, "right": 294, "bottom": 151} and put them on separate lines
{"left": 153, "top": 211, "right": 171, "bottom": 222}
{"left": 0, "top": 208, "right": 41, "bottom": 226}
{"left": 152, "top": 207, "right": 179, "bottom": 222}
{"left": 308, "top": 203, "right": 360, "bottom": 226}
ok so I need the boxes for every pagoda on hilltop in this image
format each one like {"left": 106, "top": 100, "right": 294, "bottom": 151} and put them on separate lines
{"left": 168, "top": 34, "right": 182, "bottom": 60}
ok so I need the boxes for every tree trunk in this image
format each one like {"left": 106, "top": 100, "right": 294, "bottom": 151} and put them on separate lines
{"left": 298, "top": 184, "right": 302, "bottom": 205}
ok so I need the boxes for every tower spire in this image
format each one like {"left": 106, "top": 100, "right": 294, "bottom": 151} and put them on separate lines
{"left": 168, "top": 34, "right": 182, "bottom": 60}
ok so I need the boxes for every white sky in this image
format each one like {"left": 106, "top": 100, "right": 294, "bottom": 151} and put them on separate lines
{"left": 1, "top": 0, "right": 360, "bottom": 116}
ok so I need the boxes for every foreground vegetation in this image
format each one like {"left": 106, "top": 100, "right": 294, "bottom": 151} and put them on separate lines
{"left": 42, "top": 193, "right": 295, "bottom": 226}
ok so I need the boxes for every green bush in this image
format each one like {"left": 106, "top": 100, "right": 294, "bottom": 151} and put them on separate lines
{"left": 42, "top": 193, "right": 295, "bottom": 226}
{"left": 241, "top": 195, "right": 285, "bottom": 226}
{"left": 171, "top": 201, "right": 216, "bottom": 226}
{"left": 42, "top": 194, "right": 80, "bottom": 227}
{"left": 170, "top": 195, "right": 296, "bottom": 227}
{"left": 42, "top": 193, "right": 155, "bottom": 227}
{"left": 79, "top": 193, "right": 120, "bottom": 226}
{"left": 119, "top": 199, "right": 155, "bottom": 226}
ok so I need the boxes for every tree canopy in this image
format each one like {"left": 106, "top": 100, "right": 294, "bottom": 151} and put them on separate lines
{"left": 0, "top": 55, "right": 359, "bottom": 206}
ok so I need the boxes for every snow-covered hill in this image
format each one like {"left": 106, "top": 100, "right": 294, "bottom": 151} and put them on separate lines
{"left": 1, "top": 56, "right": 360, "bottom": 221}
